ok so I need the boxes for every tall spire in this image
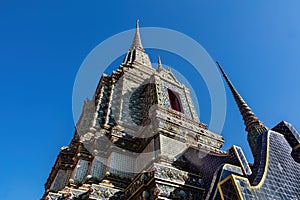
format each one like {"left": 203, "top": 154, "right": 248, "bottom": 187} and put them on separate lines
{"left": 216, "top": 61, "right": 267, "bottom": 152}
{"left": 130, "top": 20, "right": 144, "bottom": 52}
{"left": 122, "top": 20, "right": 152, "bottom": 67}
{"left": 157, "top": 55, "right": 164, "bottom": 72}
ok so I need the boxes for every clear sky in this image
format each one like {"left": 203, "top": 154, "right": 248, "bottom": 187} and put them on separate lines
{"left": 1, "top": 1, "right": 300, "bottom": 199}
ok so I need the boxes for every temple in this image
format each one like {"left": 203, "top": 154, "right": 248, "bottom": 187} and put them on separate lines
{"left": 43, "top": 21, "right": 300, "bottom": 200}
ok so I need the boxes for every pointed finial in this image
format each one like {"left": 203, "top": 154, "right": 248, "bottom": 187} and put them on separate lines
{"left": 158, "top": 55, "right": 161, "bottom": 65}
{"left": 157, "top": 55, "right": 164, "bottom": 71}
{"left": 216, "top": 61, "right": 267, "bottom": 153}
{"left": 130, "top": 20, "right": 144, "bottom": 51}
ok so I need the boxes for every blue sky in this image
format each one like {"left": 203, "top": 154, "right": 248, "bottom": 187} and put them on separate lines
{"left": 1, "top": 1, "right": 300, "bottom": 199}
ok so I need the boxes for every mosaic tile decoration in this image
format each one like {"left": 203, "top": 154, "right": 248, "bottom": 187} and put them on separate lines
{"left": 220, "top": 131, "right": 300, "bottom": 200}
{"left": 161, "top": 81, "right": 192, "bottom": 119}
{"left": 182, "top": 146, "right": 241, "bottom": 197}
{"left": 74, "top": 160, "right": 90, "bottom": 182}
{"left": 109, "top": 152, "right": 135, "bottom": 177}
{"left": 160, "top": 134, "right": 188, "bottom": 160}
{"left": 233, "top": 145, "right": 252, "bottom": 176}
{"left": 91, "top": 156, "right": 106, "bottom": 179}
{"left": 90, "top": 184, "right": 120, "bottom": 199}
{"left": 51, "top": 170, "right": 72, "bottom": 191}
{"left": 135, "top": 140, "right": 155, "bottom": 173}
{"left": 44, "top": 26, "right": 300, "bottom": 200}
{"left": 120, "top": 78, "right": 140, "bottom": 124}
{"left": 272, "top": 121, "right": 300, "bottom": 163}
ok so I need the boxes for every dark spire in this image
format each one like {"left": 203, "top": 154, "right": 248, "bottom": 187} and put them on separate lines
{"left": 130, "top": 20, "right": 144, "bottom": 52}
{"left": 157, "top": 55, "right": 164, "bottom": 72}
{"left": 216, "top": 61, "right": 267, "bottom": 152}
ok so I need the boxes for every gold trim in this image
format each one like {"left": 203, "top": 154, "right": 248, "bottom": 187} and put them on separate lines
{"left": 213, "top": 163, "right": 242, "bottom": 199}
{"left": 293, "top": 143, "right": 300, "bottom": 150}
{"left": 217, "top": 175, "right": 231, "bottom": 200}
{"left": 249, "top": 131, "right": 270, "bottom": 189}
{"left": 218, "top": 131, "right": 271, "bottom": 199}
{"left": 232, "top": 145, "right": 251, "bottom": 175}
{"left": 218, "top": 175, "right": 243, "bottom": 200}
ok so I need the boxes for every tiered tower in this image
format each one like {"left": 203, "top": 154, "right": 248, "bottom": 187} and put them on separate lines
{"left": 44, "top": 21, "right": 227, "bottom": 200}
{"left": 43, "top": 21, "right": 300, "bottom": 200}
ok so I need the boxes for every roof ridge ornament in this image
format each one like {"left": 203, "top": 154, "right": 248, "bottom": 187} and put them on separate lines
{"left": 157, "top": 55, "right": 164, "bottom": 72}
{"left": 130, "top": 20, "right": 144, "bottom": 52}
{"left": 216, "top": 61, "right": 268, "bottom": 153}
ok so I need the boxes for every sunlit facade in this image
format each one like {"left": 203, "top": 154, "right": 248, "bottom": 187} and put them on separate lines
{"left": 43, "top": 22, "right": 300, "bottom": 200}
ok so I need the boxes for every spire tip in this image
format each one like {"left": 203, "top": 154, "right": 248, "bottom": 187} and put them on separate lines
{"left": 157, "top": 55, "right": 163, "bottom": 71}
{"left": 130, "top": 20, "right": 144, "bottom": 51}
